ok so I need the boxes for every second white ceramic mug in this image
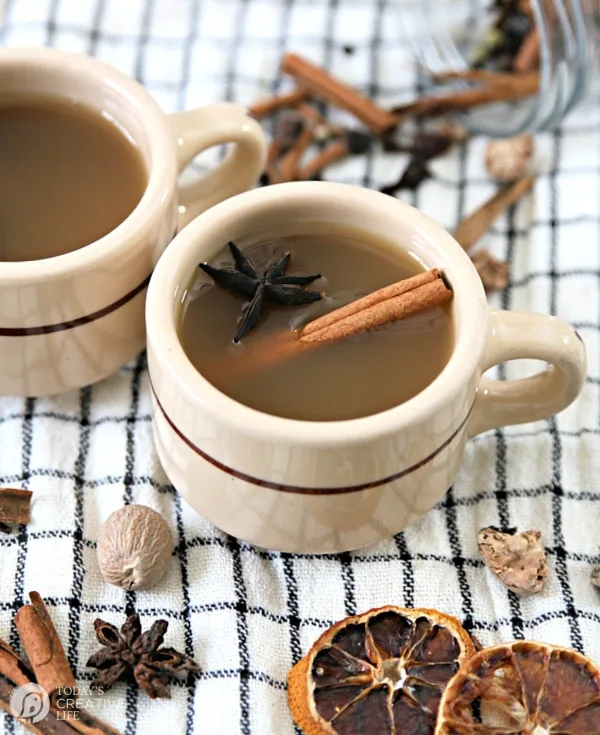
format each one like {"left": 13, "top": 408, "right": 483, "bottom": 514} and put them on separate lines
{"left": 0, "top": 47, "right": 266, "bottom": 397}
{"left": 146, "top": 182, "right": 587, "bottom": 554}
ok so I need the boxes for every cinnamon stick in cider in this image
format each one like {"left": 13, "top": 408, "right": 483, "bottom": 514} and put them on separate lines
{"left": 220, "top": 269, "right": 452, "bottom": 377}
{"left": 301, "top": 269, "right": 445, "bottom": 340}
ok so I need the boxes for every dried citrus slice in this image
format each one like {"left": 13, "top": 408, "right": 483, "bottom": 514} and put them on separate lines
{"left": 436, "top": 640, "right": 600, "bottom": 734}
{"left": 287, "top": 605, "right": 476, "bottom": 735}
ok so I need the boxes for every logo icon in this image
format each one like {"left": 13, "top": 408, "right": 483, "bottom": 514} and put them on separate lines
{"left": 10, "top": 683, "right": 50, "bottom": 724}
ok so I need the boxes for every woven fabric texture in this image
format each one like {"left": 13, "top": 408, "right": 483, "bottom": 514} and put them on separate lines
{"left": 1, "top": 1, "right": 600, "bottom": 733}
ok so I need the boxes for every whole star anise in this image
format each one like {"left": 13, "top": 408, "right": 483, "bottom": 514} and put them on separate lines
{"left": 199, "top": 241, "right": 323, "bottom": 342}
{"left": 86, "top": 613, "right": 199, "bottom": 699}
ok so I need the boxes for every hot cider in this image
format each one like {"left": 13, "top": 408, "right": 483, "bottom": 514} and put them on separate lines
{"left": 0, "top": 97, "right": 147, "bottom": 261}
{"left": 180, "top": 227, "right": 454, "bottom": 421}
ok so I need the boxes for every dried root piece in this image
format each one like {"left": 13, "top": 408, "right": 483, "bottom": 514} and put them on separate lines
{"left": 288, "top": 605, "right": 475, "bottom": 735}
{"left": 436, "top": 640, "right": 600, "bottom": 734}
{"left": 485, "top": 133, "right": 534, "bottom": 182}
{"left": 471, "top": 250, "right": 510, "bottom": 293}
{"left": 478, "top": 526, "right": 549, "bottom": 595}
{"left": 592, "top": 565, "right": 600, "bottom": 589}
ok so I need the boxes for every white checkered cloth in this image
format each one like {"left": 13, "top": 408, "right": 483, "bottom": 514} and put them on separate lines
{"left": 1, "top": 1, "right": 600, "bottom": 733}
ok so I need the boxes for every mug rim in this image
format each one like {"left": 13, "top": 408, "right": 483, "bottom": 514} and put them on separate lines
{"left": 146, "top": 181, "right": 489, "bottom": 444}
{"left": 0, "top": 46, "right": 175, "bottom": 282}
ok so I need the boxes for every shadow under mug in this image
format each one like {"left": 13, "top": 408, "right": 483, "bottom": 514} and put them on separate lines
{"left": 146, "top": 183, "right": 587, "bottom": 555}
{"left": 0, "top": 47, "right": 266, "bottom": 397}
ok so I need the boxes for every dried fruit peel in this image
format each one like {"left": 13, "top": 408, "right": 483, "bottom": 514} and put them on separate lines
{"left": 435, "top": 640, "right": 600, "bottom": 734}
{"left": 485, "top": 134, "right": 534, "bottom": 182}
{"left": 287, "top": 605, "right": 475, "bottom": 735}
{"left": 478, "top": 526, "right": 549, "bottom": 595}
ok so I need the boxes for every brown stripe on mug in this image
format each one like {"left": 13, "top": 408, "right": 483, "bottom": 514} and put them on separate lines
{"left": 0, "top": 274, "right": 152, "bottom": 336}
{"left": 150, "top": 379, "right": 475, "bottom": 495}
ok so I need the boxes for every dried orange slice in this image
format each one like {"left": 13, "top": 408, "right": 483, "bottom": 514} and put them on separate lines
{"left": 436, "top": 640, "right": 600, "bottom": 734}
{"left": 287, "top": 605, "right": 476, "bottom": 735}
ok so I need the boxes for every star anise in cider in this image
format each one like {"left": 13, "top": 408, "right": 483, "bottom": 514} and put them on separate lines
{"left": 86, "top": 613, "right": 199, "bottom": 699}
{"left": 199, "top": 241, "right": 323, "bottom": 342}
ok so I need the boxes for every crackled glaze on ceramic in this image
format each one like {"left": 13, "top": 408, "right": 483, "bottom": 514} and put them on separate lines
{"left": 0, "top": 47, "right": 266, "bottom": 396}
{"left": 146, "top": 182, "right": 587, "bottom": 554}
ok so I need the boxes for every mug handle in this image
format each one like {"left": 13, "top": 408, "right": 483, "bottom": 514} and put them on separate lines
{"left": 169, "top": 102, "right": 267, "bottom": 229}
{"left": 468, "top": 309, "right": 587, "bottom": 437}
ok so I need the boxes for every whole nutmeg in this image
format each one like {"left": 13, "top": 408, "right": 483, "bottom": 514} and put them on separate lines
{"left": 485, "top": 134, "right": 534, "bottom": 182}
{"left": 97, "top": 505, "right": 173, "bottom": 591}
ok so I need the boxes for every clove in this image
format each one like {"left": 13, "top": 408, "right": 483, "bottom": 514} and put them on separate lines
{"left": 382, "top": 130, "right": 454, "bottom": 160}
{"left": 379, "top": 160, "right": 432, "bottom": 197}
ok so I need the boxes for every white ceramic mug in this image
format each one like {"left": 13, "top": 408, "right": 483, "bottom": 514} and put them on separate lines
{"left": 0, "top": 47, "right": 266, "bottom": 397}
{"left": 146, "top": 182, "right": 587, "bottom": 554}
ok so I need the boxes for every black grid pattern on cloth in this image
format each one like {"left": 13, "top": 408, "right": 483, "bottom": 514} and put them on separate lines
{"left": 1, "top": 0, "right": 600, "bottom": 733}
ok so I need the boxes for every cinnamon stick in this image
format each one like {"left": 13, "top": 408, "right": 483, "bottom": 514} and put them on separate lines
{"left": 0, "top": 637, "right": 35, "bottom": 686}
{"left": 392, "top": 72, "right": 539, "bottom": 120}
{"left": 0, "top": 487, "right": 32, "bottom": 525}
{"left": 296, "top": 103, "right": 340, "bottom": 142}
{"left": 217, "top": 269, "right": 452, "bottom": 377}
{"left": 453, "top": 174, "right": 535, "bottom": 251}
{"left": 0, "top": 632, "right": 123, "bottom": 735}
{"left": 15, "top": 592, "right": 76, "bottom": 707}
{"left": 301, "top": 269, "right": 443, "bottom": 339}
{"left": 249, "top": 88, "right": 308, "bottom": 119}
{"left": 267, "top": 138, "right": 282, "bottom": 166}
{"left": 60, "top": 709, "right": 125, "bottom": 735}
{"left": 431, "top": 68, "right": 537, "bottom": 88}
{"left": 0, "top": 676, "right": 76, "bottom": 735}
{"left": 263, "top": 139, "right": 283, "bottom": 183}
{"left": 270, "top": 120, "right": 316, "bottom": 182}
{"left": 297, "top": 138, "right": 348, "bottom": 180}
{"left": 281, "top": 52, "right": 398, "bottom": 135}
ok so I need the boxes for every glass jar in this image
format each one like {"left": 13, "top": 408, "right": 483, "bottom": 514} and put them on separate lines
{"left": 395, "top": 0, "right": 596, "bottom": 137}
